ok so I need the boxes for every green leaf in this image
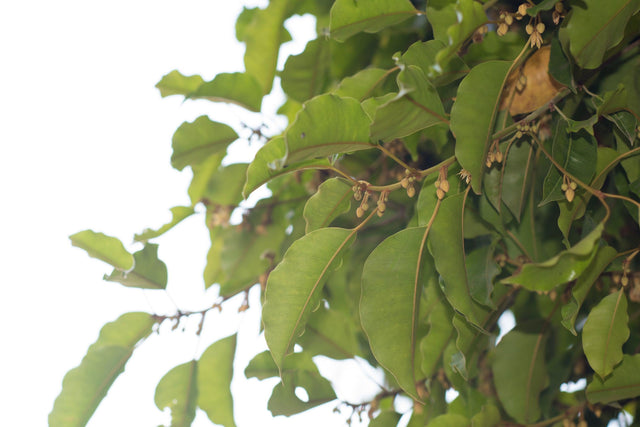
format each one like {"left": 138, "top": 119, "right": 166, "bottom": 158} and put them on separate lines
{"left": 583, "top": 290, "right": 630, "bottom": 379}
{"left": 465, "top": 242, "right": 500, "bottom": 308}
{"left": 426, "top": 414, "right": 470, "bottom": 427}
{"left": 194, "top": 163, "right": 248, "bottom": 207}
{"left": 333, "top": 67, "right": 394, "bottom": 101}
{"left": 155, "top": 361, "right": 198, "bottom": 427}
{"left": 188, "top": 72, "right": 263, "bottom": 112}
{"left": 586, "top": 354, "right": 640, "bottom": 404}
{"left": 303, "top": 178, "right": 353, "bottom": 233}
{"left": 243, "top": 136, "right": 330, "bottom": 198}
{"left": 561, "top": 245, "right": 617, "bottom": 335}
{"left": 297, "top": 306, "right": 362, "bottom": 359}
{"left": 134, "top": 206, "right": 195, "bottom": 241}
{"left": 361, "top": 227, "right": 436, "bottom": 400}
{"left": 171, "top": 116, "right": 237, "bottom": 171}
{"left": 501, "top": 139, "right": 535, "bottom": 220}
{"left": 428, "top": 192, "right": 491, "bottom": 328}
{"left": 434, "top": 0, "right": 488, "bottom": 72}
{"left": 492, "top": 325, "right": 549, "bottom": 424}
{"left": 204, "top": 226, "right": 224, "bottom": 289}
{"left": 401, "top": 39, "right": 469, "bottom": 86}
{"left": 156, "top": 70, "right": 205, "bottom": 97}
{"left": 49, "top": 313, "right": 155, "bottom": 427}
{"left": 541, "top": 123, "right": 597, "bottom": 205}
{"left": 263, "top": 227, "right": 356, "bottom": 370}
{"left": 69, "top": 230, "right": 134, "bottom": 271}
{"left": 470, "top": 404, "right": 501, "bottom": 427}
{"left": 370, "top": 65, "right": 447, "bottom": 142}
{"left": 526, "top": 0, "right": 560, "bottom": 15}
{"left": 451, "top": 61, "right": 512, "bottom": 194}
{"left": 419, "top": 278, "right": 455, "bottom": 378}
{"left": 501, "top": 223, "right": 604, "bottom": 291}
{"left": 370, "top": 411, "right": 402, "bottom": 427}
{"left": 188, "top": 154, "right": 227, "bottom": 206}
{"left": 559, "top": 0, "right": 640, "bottom": 69}
{"left": 426, "top": 0, "right": 458, "bottom": 43}
{"left": 104, "top": 243, "right": 167, "bottom": 290}
{"left": 329, "top": 0, "right": 418, "bottom": 42}
{"left": 281, "top": 38, "right": 331, "bottom": 103}
{"left": 197, "top": 335, "right": 237, "bottom": 427}
{"left": 284, "top": 94, "right": 374, "bottom": 164}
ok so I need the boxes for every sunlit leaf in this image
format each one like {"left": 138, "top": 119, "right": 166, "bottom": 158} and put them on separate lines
{"left": 155, "top": 361, "right": 198, "bottom": 427}
{"left": 370, "top": 65, "right": 447, "bottom": 142}
{"left": 156, "top": 70, "right": 205, "bottom": 97}
{"left": 297, "top": 306, "right": 362, "bottom": 359}
{"left": 583, "top": 290, "right": 629, "bottom": 379}
{"left": 284, "top": 94, "right": 374, "bottom": 164}
{"left": 492, "top": 325, "right": 549, "bottom": 424}
{"left": 263, "top": 227, "right": 356, "bottom": 370}
{"left": 333, "top": 67, "right": 394, "bottom": 101}
{"left": 188, "top": 72, "right": 263, "bottom": 112}
{"left": 281, "top": 38, "right": 331, "bottom": 103}
{"left": 303, "top": 177, "right": 353, "bottom": 233}
{"left": 361, "top": 227, "right": 436, "bottom": 400}
{"left": 134, "top": 206, "right": 195, "bottom": 241}
{"left": 197, "top": 335, "right": 237, "bottom": 427}
{"left": 586, "top": 354, "right": 640, "bottom": 404}
{"left": 193, "top": 163, "right": 248, "bottom": 207}
{"left": 451, "top": 61, "right": 512, "bottom": 194}
{"left": 49, "top": 313, "right": 155, "bottom": 427}
{"left": 559, "top": 0, "right": 640, "bottom": 69}
{"left": 329, "top": 0, "right": 418, "bottom": 42}
{"left": 171, "top": 116, "right": 237, "bottom": 171}
{"left": 501, "top": 223, "right": 604, "bottom": 292}
{"left": 69, "top": 230, "right": 134, "bottom": 271}
{"left": 104, "top": 243, "right": 167, "bottom": 290}
{"left": 370, "top": 411, "right": 402, "bottom": 427}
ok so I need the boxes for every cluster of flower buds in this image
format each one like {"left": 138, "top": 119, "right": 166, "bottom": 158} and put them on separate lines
{"left": 515, "top": 121, "right": 540, "bottom": 138}
{"left": 356, "top": 189, "right": 371, "bottom": 218}
{"left": 458, "top": 169, "right": 472, "bottom": 185}
{"left": 473, "top": 24, "right": 488, "bottom": 43}
{"left": 376, "top": 191, "right": 389, "bottom": 217}
{"left": 400, "top": 170, "right": 416, "bottom": 198}
{"left": 552, "top": 2, "right": 566, "bottom": 25}
{"left": 497, "top": 11, "right": 514, "bottom": 36}
{"left": 485, "top": 140, "right": 504, "bottom": 168}
{"left": 526, "top": 21, "right": 546, "bottom": 49}
{"left": 561, "top": 174, "right": 577, "bottom": 202}
{"left": 516, "top": 3, "right": 531, "bottom": 19}
{"left": 434, "top": 167, "right": 450, "bottom": 200}
{"left": 208, "top": 204, "right": 233, "bottom": 228}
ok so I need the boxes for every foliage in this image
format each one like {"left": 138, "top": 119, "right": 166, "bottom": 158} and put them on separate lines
{"left": 52, "top": 0, "right": 640, "bottom": 426}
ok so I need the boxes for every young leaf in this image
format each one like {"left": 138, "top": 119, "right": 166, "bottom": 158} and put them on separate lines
{"left": 427, "top": 192, "right": 491, "bottom": 328}
{"left": 370, "top": 65, "right": 447, "bottom": 142}
{"left": 361, "top": 227, "right": 436, "bottom": 400}
{"left": 197, "top": 335, "right": 237, "bottom": 427}
{"left": 155, "top": 361, "right": 198, "bottom": 427}
{"left": 559, "top": 0, "right": 640, "bottom": 69}
{"left": 156, "top": 70, "right": 205, "bottom": 98}
{"left": 303, "top": 177, "right": 353, "bottom": 233}
{"left": 492, "top": 325, "right": 549, "bottom": 424}
{"left": 188, "top": 72, "right": 263, "bottom": 112}
{"left": 134, "top": 206, "right": 195, "bottom": 242}
{"left": 329, "top": 0, "right": 418, "bottom": 42}
{"left": 450, "top": 61, "right": 512, "bottom": 194}
{"left": 561, "top": 246, "right": 617, "bottom": 335}
{"left": 582, "top": 290, "right": 630, "bottom": 379}
{"left": 284, "top": 94, "right": 374, "bottom": 164}
{"left": 501, "top": 223, "right": 604, "bottom": 292}
{"left": 263, "top": 227, "right": 356, "bottom": 370}
{"left": 281, "top": 38, "right": 331, "bottom": 103}
{"left": 586, "top": 354, "right": 640, "bottom": 404}
{"left": 49, "top": 313, "right": 155, "bottom": 427}
{"left": 69, "top": 230, "right": 134, "bottom": 271}
{"left": 104, "top": 243, "right": 168, "bottom": 290}
{"left": 171, "top": 116, "right": 237, "bottom": 171}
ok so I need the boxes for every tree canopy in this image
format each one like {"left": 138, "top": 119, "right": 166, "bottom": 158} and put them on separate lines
{"left": 51, "top": 0, "right": 640, "bottom": 426}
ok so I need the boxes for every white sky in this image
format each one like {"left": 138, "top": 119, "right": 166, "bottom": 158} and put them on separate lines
{"left": 0, "top": 1, "right": 384, "bottom": 426}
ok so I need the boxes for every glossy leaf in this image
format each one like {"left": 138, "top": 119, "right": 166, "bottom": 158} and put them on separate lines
{"left": 329, "top": 0, "right": 418, "bottom": 42}
{"left": 171, "top": 116, "right": 237, "bottom": 171}
{"left": 263, "top": 227, "right": 356, "bottom": 369}
{"left": 197, "top": 335, "right": 237, "bottom": 427}
{"left": 451, "top": 61, "right": 512, "bottom": 194}
{"left": 561, "top": 246, "right": 617, "bottom": 335}
{"left": 586, "top": 354, "right": 640, "bottom": 404}
{"left": 428, "top": 192, "right": 491, "bottom": 328}
{"left": 188, "top": 72, "right": 263, "bottom": 112}
{"left": 333, "top": 68, "right": 393, "bottom": 101}
{"left": 492, "top": 326, "right": 549, "bottom": 424}
{"left": 361, "top": 227, "right": 435, "bottom": 400}
{"left": 155, "top": 361, "right": 198, "bottom": 427}
{"left": 370, "top": 65, "right": 447, "bottom": 142}
{"left": 243, "top": 136, "right": 330, "bottom": 198}
{"left": 303, "top": 177, "right": 353, "bottom": 233}
{"left": 69, "top": 230, "right": 133, "bottom": 271}
{"left": 284, "top": 94, "right": 374, "bottom": 164}
{"left": 583, "top": 290, "right": 629, "bottom": 379}
{"left": 156, "top": 70, "right": 205, "bottom": 98}
{"left": 104, "top": 243, "right": 167, "bottom": 290}
{"left": 134, "top": 206, "right": 195, "bottom": 241}
{"left": 281, "top": 38, "right": 331, "bottom": 103}
{"left": 559, "top": 0, "right": 640, "bottom": 69}
{"left": 501, "top": 223, "right": 604, "bottom": 291}
{"left": 49, "top": 313, "right": 155, "bottom": 427}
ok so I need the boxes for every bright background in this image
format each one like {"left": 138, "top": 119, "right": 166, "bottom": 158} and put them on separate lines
{"left": 0, "top": 1, "right": 386, "bottom": 426}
